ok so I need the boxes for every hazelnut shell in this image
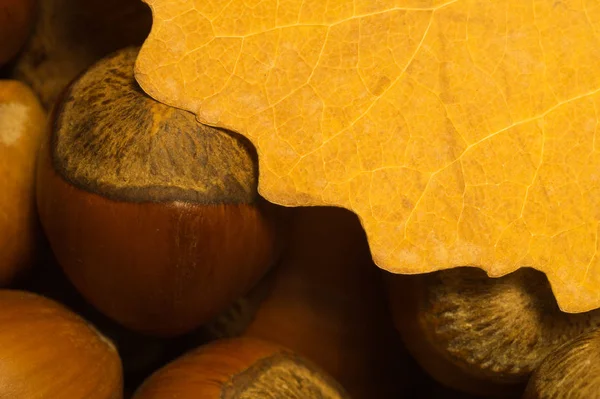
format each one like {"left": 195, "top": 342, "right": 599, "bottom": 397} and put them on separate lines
{"left": 0, "top": 290, "right": 122, "bottom": 398}
{"left": 36, "top": 48, "right": 279, "bottom": 336}
{"left": 133, "top": 337, "right": 350, "bottom": 399}
{"left": 0, "top": 80, "right": 46, "bottom": 284}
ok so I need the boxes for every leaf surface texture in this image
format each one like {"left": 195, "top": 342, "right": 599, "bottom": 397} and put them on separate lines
{"left": 135, "top": 0, "right": 600, "bottom": 312}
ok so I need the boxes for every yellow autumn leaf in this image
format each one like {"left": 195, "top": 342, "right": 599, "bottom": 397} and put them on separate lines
{"left": 135, "top": 0, "right": 600, "bottom": 313}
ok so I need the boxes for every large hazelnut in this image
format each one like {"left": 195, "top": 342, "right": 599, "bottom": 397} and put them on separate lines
{"left": 37, "top": 47, "right": 279, "bottom": 337}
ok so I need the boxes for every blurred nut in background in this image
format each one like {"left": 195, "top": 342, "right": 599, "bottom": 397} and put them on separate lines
{"left": 10, "top": 0, "right": 151, "bottom": 109}
{"left": 0, "top": 80, "right": 45, "bottom": 285}
{"left": 132, "top": 337, "right": 350, "bottom": 399}
{"left": 0, "top": 0, "right": 36, "bottom": 66}
{"left": 245, "top": 206, "right": 410, "bottom": 399}
{"left": 523, "top": 328, "right": 600, "bottom": 399}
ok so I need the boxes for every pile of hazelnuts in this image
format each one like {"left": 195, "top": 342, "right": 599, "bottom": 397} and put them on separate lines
{"left": 0, "top": 1, "right": 413, "bottom": 398}
{"left": 3, "top": 1, "right": 600, "bottom": 399}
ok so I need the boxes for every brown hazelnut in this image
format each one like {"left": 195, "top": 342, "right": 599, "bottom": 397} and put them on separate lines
{"left": 132, "top": 337, "right": 350, "bottom": 399}
{"left": 387, "top": 267, "right": 600, "bottom": 397}
{"left": 36, "top": 47, "right": 279, "bottom": 337}
{"left": 0, "top": 0, "right": 35, "bottom": 65}
{"left": 11, "top": 0, "right": 151, "bottom": 108}
{"left": 0, "top": 289, "right": 122, "bottom": 398}
{"left": 245, "top": 206, "right": 410, "bottom": 399}
{"left": 0, "top": 80, "right": 45, "bottom": 284}
{"left": 523, "top": 328, "right": 600, "bottom": 399}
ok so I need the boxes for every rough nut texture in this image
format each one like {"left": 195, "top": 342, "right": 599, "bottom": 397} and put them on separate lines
{"left": 135, "top": 0, "right": 600, "bottom": 312}
{"left": 422, "top": 268, "right": 600, "bottom": 383}
{"left": 222, "top": 353, "right": 349, "bottom": 399}
{"left": 523, "top": 328, "right": 600, "bottom": 399}
{"left": 53, "top": 47, "right": 257, "bottom": 204}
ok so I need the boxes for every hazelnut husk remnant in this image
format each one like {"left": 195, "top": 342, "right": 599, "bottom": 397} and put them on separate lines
{"left": 523, "top": 328, "right": 600, "bottom": 399}
{"left": 0, "top": 290, "right": 122, "bottom": 398}
{"left": 387, "top": 267, "right": 600, "bottom": 397}
{"left": 0, "top": 80, "right": 46, "bottom": 285}
{"left": 132, "top": 337, "right": 350, "bottom": 399}
{"left": 37, "top": 47, "right": 279, "bottom": 337}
